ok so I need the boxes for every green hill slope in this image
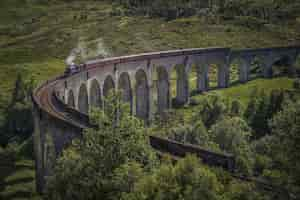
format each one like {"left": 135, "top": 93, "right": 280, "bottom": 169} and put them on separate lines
{"left": 0, "top": 0, "right": 300, "bottom": 198}
{"left": 0, "top": 0, "right": 299, "bottom": 114}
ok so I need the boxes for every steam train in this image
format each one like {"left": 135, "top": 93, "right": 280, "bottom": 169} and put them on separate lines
{"left": 64, "top": 62, "right": 85, "bottom": 76}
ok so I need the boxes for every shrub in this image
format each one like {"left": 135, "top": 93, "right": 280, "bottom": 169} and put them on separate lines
{"left": 253, "top": 154, "right": 272, "bottom": 175}
{"left": 194, "top": 95, "right": 227, "bottom": 128}
{"left": 168, "top": 120, "right": 211, "bottom": 148}
{"left": 233, "top": 16, "right": 266, "bottom": 29}
{"left": 230, "top": 100, "right": 242, "bottom": 116}
{"left": 211, "top": 117, "right": 254, "bottom": 175}
{"left": 189, "top": 97, "right": 200, "bottom": 106}
{"left": 293, "top": 79, "right": 300, "bottom": 89}
{"left": 123, "top": 156, "right": 223, "bottom": 200}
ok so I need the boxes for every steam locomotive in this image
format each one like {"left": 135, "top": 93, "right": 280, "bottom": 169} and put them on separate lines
{"left": 64, "top": 62, "right": 86, "bottom": 76}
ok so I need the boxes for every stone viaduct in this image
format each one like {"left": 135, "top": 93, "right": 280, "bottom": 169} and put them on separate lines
{"left": 32, "top": 46, "right": 300, "bottom": 192}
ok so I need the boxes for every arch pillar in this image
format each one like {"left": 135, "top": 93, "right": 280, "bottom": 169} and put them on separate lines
{"left": 130, "top": 77, "right": 137, "bottom": 116}
{"left": 148, "top": 71, "right": 155, "bottom": 122}
{"left": 196, "top": 65, "right": 201, "bottom": 92}
{"left": 175, "top": 64, "right": 189, "bottom": 105}
{"left": 67, "top": 90, "right": 75, "bottom": 108}
{"left": 263, "top": 58, "right": 273, "bottom": 78}
{"left": 198, "top": 64, "right": 209, "bottom": 92}
{"left": 239, "top": 56, "right": 251, "bottom": 83}
{"left": 33, "top": 107, "right": 44, "bottom": 193}
{"left": 135, "top": 69, "right": 150, "bottom": 121}
{"left": 78, "top": 84, "right": 89, "bottom": 114}
{"left": 118, "top": 72, "right": 133, "bottom": 113}
{"left": 218, "top": 61, "right": 229, "bottom": 88}
{"left": 157, "top": 66, "right": 170, "bottom": 114}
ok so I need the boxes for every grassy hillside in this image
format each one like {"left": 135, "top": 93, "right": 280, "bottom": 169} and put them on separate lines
{"left": 1, "top": 0, "right": 300, "bottom": 114}
{"left": 195, "top": 77, "right": 295, "bottom": 106}
{"left": 0, "top": 139, "right": 40, "bottom": 200}
{"left": 0, "top": 0, "right": 300, "bottom": 198}
{"left": 151, "top": 77, "right": 297, "bottom": 134}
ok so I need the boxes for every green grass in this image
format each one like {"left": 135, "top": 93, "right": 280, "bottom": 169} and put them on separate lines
{"left": 174, "top": 77, "right": 295, "bottom": 124}
{"left": 0, "top": 151, "right": 39, "bottom": 200}
{"left": 0, "top": 0, "right": 299, "bottom": 197}
{"left": 0, "top": 0, "right": 299, "bottom": 115}
{"left": 213, "top": 77, "right": 294, "bottom": 106}
{"left": 208, "top": 77, "right": 293, "bottom": 104}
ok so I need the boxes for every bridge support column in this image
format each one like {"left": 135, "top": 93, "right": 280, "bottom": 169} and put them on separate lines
{"left": 239, "top": 58, "right": 250, "bottom": 83}
{"left": 198, "top": 65, "right": 209, "bottom": 92}
{"left": 218, "top": 63, "right": 229, "bottom": 88}
{"left": 262, "top": 53, "right": 274, "bottom": 78}
{"left": 176, "top": 65, "right": 189, "bottom": 105}
{"left": 196, "top": 66, "right": 201, "bottom": 93}
{"left": 32, "top": 107, "right": 45, "bottom": 194}
{"left": 148, "top": 81, "right": 155, "bottom": 122}
{"left": 263, "top": 62, "right": 273, "bottom": 78}
{"left": 157, "top": 76, "right": 170, "bottom": 114}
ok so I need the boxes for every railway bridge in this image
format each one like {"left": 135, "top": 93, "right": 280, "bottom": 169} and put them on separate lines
{"left": 32, "top": 46, "right": 300, "bottom": 192}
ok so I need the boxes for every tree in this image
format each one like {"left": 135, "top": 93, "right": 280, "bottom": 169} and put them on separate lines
{"left": 211, "top": 117, "right": 254, "bottom": 175}
{"left": 195, "top": 95, "right": 227, "bottom": 128}
{"left": 168, "top": 119, "right": 220, "bottom": 150}
{"left": 0, "top": 72, "right": 35, "bottom": 145}
{"left": 224, "top": 181, "right": 267, "bottom": 200}
{"left": 45, "top": 91, "right": 157, "bottom": 200}
{"left": 230, "top": 100, "right": 242, "bottom": 117}
{"left": 122, "top": 155, "right": 223, "bottom": 200}
{"left": 245, "top": 89, "right": 286, "bottom": 139}
{"left": 269, "top": 100, "right": 300, "bottom": 197}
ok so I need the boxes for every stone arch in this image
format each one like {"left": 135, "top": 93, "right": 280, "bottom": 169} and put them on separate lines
{"left": 217, "top": 61, "right": 229, "bottom": 88}
{"left": 118, "top": 72, "right": 132, "bottom": 111}
{"left": 78, "top": 83, "right": 89, "bottom": 114}
{"left": 170, "top": 66, "right": 178, "bottom": 104}
{"left": 156, "top": 66, "right": 170, "bottom": 114}
{"left": 207, "top": 63, "right": 219, "bottom": 88}
{"left": 67, "top": 90, "right": 75, "bottom": 108}
{"left": 270, "top": 55, "right": 294, "bottom": 77}
{"left": 188, "top": 63, "right": 200, "bottom": 95}
{"left": 135, "top": 69, "right": 149, "bottom": 120}
{"left": 89, "top": 79, "right": 102, "bottom": 108}
{"left": 229, "top": 58, "right": 246, "bottom": 84}
{"left": 172, "top": 64, "right": 189, "bottom": 106}
{"left": 103, "top": 75, "right": 115, "bottom": 98}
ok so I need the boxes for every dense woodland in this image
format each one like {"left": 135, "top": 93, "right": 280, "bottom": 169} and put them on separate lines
{"left": 0, "top": 0, "right": 300, "bottom": 199}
